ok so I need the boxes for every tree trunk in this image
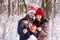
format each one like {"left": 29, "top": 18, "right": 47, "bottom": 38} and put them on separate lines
{"left": 8, "top": 0, "right": 10, "bottom": 16}
{"left": 0, "top": 0, "right": 3, "bottom": 14}
{"left": 18, "top": 0, "right": 20, "bottom": 15}
{"left": 23, "top": 0, "right": 27, "bottom": 13}
{"left": 42, "top": 0, "right": 52, "bottom": 20}
{"left": 54, "top": 0, "right": 57, "bottom": 18}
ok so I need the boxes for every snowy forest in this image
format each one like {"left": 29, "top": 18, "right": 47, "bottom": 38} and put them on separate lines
{"left": 0, "top": 0, "right": 60, "bottom": 40}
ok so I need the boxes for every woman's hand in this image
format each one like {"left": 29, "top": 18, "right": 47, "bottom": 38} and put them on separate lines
{"left": 37, "top": 27, "right": 42, "bottom": 31}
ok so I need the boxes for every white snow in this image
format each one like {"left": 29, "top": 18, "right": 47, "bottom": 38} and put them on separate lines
{"left": 0, "top": 13, "right": 26, "bottom": 40}
{"left": 0, "top": 0, "right": 60, "bottom": 40}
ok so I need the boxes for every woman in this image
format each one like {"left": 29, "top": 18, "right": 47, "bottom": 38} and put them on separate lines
{"left": 33, "top": 8, "right": 48, "bottom": 40}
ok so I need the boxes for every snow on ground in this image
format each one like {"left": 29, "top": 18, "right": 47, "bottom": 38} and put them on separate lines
{"left": 0, "top": 13, "right": 60, "bottom": 40}
{"left": 48, "top": 13, "right": 60, "bottom": 40}
{"left": 0, "top": 2, "right": 60, "bottom": 40}
{"left": 0, "top": 12, "right": 26, "bottom": 40}
{"left": 48, "top": 0, "right": 60, "bottom": 40}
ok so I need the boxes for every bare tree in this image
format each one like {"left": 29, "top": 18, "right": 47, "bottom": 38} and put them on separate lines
{"left": 23, "top": 0, "right": 27, "bottom": 13}
{"left": 54, "top": 0, "right": 57, "bottom": 18}
{"left": 8, "top": 0, "right": 10, "bottom": 16}
{"left": 18, "top": 0, "right": 20, "bottom": 15}
{"left": 0, "top": 0, "right": 3, "bottom": 14}
{"left": 42, "top": 0, "right": 52, "bottom": 20}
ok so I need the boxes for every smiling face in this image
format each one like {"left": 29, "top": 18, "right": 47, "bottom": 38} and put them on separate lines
{"left": 29, "top": 12, "right": 35, "bottom": 18}
{"left": 36, "top": 15, "right": 42, "bottom": 21}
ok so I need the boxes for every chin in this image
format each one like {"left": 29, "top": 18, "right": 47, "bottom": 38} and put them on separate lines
{"left": 37, "top": 20, "right": 41, "bottom": 21}
{"left": 30, "top": 16, "right": 33, "bottom": 18}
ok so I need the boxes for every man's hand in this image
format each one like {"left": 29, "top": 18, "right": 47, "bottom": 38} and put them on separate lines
{"left": 23, "top": 29, "right": 28, "bottom": 34}
{"left": 37, "top": 27, "right": 42, "bottom": 31}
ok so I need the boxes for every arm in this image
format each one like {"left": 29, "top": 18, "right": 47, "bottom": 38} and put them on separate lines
{"left": 41, "top": 22, "right": 48, "bottom": 36}
{"left": 17, "top": 20, "right": 24, "bottom": 34}
{"left": 18, "top": 23, "right": 24, "bottom": 34}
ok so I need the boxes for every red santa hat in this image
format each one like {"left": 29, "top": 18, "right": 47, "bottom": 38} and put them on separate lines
{"left": 36, "top": 8, "right": 44, "bottom": 17}
{"left": 27, "top": 6, "right": 36, "bottom": 14}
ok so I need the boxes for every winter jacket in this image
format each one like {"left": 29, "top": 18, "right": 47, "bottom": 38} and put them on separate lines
{"left": 33, "top": 19, "right": 48, "bottom": 40}
{"left": 18, "top": 14, "right": 35, "bottom": 40}
{"left": 18, "top": 18, "right": 30, "bottom": 40}
{"left": 25, "top": 15, "right": 38, "bottom": 37}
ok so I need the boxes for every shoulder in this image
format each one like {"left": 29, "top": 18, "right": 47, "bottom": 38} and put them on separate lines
{"left": 18, "top": 19, "right": 24, "bottom": 26}
{"left": 25, "top": 14, "right": 29, "bottom": 19}
{"left": 42, "top": 18, "right": 48, "bottom": 24}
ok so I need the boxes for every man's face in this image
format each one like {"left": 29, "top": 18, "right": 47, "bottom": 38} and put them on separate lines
{"left": 29, "top": 12, "right": 35, "bottom": 18}
{"left": 36, "top": 15, "right": 42, "bottom": 21}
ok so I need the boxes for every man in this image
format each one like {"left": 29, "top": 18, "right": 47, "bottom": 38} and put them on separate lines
{"left": 18, "top": 6, "right": 36, "bottom": 40}
{"left": 18, "top": 18, "right": 29, "bottom": 40}
{"left": 25, "top": 6, "right": 36, "bottom": 24}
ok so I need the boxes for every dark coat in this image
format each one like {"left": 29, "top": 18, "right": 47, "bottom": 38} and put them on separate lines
{"left": 25, "top": 15, "right": 38, "bottom": 37}
{"left": 18, "top": 18, "right": 30, "bottom": 40}
{"left": 18, "top": 14, "right": 34, "bottom": 40}
{"left": 33, "top": 19, "right": 48, "bottom": 40}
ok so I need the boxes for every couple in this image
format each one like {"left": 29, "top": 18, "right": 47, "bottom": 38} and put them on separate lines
{"left": 18, "top": 6, "right": 48, "bottom": 40}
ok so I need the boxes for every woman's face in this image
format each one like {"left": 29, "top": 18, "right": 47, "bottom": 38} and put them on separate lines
{"left": 36, "top": 15, "right": 42, "bottom": 21}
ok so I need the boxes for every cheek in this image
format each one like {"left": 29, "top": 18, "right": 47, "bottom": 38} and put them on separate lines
{"left": 36, "top": 16, "right": 40, "bottom": 19}
{"left": 30, "top": 14, "right": 34, "bottom": 17}
{"left": 32, "top": 14, "right": 35, "bottom": 17}
{"left": 40, "top": 16, "right": 42, "bottom": 19}
{"left": 37, "top": 16, "right": 42, "bottom": 19}
{"left": 36, "top": 16, "right": 41, "bottom": 21}
{"left": 37, "top": 18, "right": 40, "bottom": 21}
{"left": 36, "top": 18, "right": 40, "bottom": 21}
